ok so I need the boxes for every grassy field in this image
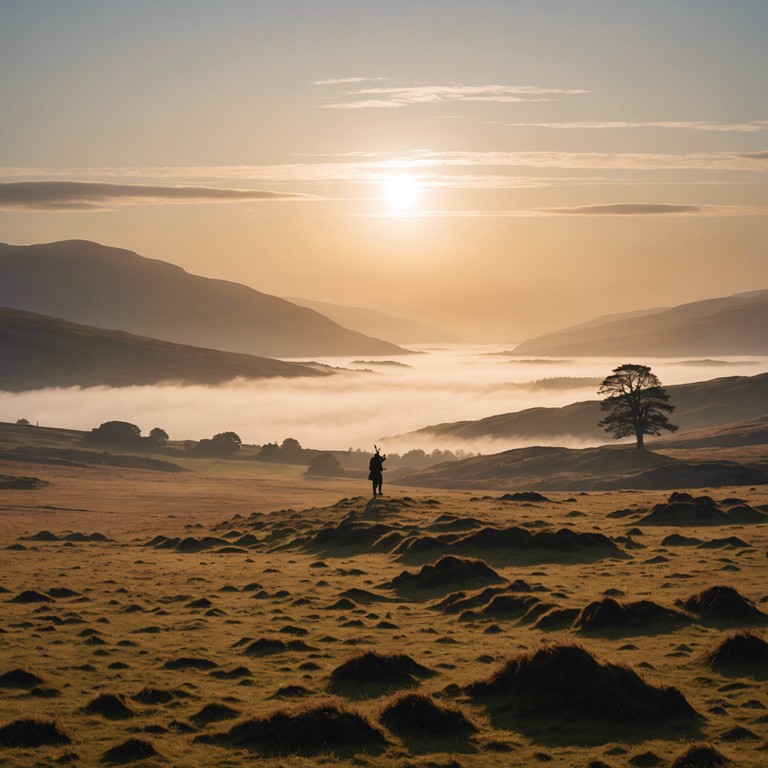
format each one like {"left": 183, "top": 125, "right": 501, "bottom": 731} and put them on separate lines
{"left": 1, "top": 449, "right": 767, "bottom": 767}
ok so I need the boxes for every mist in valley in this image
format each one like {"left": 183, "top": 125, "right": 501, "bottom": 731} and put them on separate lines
{"left": 1, "top": 346, "right": 763, "bottom": 453}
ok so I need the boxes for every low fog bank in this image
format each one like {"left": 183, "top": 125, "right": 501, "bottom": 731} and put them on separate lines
{"left": 2, "top": 346, "right": 764, "bottom": 452}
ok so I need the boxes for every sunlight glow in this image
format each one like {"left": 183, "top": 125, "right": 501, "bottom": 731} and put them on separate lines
{"left": 384, "top": 175, "right": 421, "bottom": 211}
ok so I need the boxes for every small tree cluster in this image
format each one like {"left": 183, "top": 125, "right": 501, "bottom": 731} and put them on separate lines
{"left": 190, "top": 431, "right": 242, "bottom": 457}
{"left": 83, "top": 421, "right": 170, "bottom": 448}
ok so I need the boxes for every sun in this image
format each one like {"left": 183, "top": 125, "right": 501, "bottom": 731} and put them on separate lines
{"left": 384, "top": 175, "right": 421, "bottom": 211}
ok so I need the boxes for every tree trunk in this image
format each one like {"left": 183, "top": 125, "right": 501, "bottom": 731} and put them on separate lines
{"left": 635, "top": 432, "right": 645, "bottom": 450}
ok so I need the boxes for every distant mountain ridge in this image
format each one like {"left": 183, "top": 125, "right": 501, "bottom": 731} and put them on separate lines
{"left": 0, "top": 240, "right": 408, "bottom": 357}
{"left": 393, "top": 372, "right": 768, "bottom": 444}
{"left": 514, "top": 290, "right": 768, "bottom": 356}
{"left": 284, "top": 296, "right": 461, "bottom": 345}
{"left": 1, "top": 306, "right": 330, "bottom": 391}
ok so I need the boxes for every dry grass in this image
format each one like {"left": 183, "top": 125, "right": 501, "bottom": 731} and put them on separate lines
{"left": 0, "top": 455, "right": 767, "bottom": 766}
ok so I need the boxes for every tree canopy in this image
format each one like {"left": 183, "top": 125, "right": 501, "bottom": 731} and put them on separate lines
{"left": 597, "top": 363, "right": 678, "bottom": 449}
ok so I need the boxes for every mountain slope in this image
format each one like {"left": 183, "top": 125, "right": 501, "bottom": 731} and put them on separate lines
{"left": 284, "top": 296, "right": 461, "bottom": 345}
{"left": 514, "top": 291, "right": 768, "bottom": 356}
{"left": 0, "top": 240, "right": 408, "bottom": 357}
{"left": 395, "top": 372, "right": 768, "bottom": 444}
{"left": 1, "top": 306, "right": 330, "bottom": 390}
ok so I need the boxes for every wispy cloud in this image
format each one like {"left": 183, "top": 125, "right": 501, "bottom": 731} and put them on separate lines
{"left": 544, "top": 203, "right": 713, "bottom": 215}
{"left": 504, "top": 120, "right": 768, "bottom": 132}
{"left": 314, "top": 76, "right": 388, "bottom": 85}
{"left": 739, "top": 150, "right": 768, "bottom": 160}
{"left": 317, "top": 83, "right": 586, "bottom": 109}
{"left": 366, "top": 204, "right": 768, "bottom": 219}
{"left": 0, "top": 181, "right": 310, "bottom": 211}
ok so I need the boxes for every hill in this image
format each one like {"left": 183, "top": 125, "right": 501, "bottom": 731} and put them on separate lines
{"left": 284, "top": 296, "right": 461, "bottom": 345}
{"left": 395, "top": 444, "right": 768, "bottom": 491}
{"left": 1, "top": 306, "right": 331, "bottom": 390}
{"left": 513, "top": 290, "right": 768, "bottom": 356}
{"left": 0, "top": 240, "right": 408, "bottom": 357}
{"left": 395, "top": 372, "right": 768, "bottom": 445}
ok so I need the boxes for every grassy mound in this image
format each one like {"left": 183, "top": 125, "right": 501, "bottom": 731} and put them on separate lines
{"left": 637, "top": 492, "right": 767, "bottom": 526}
{"left": 312, "top": 514, "right": 395, "bottom": 550}
{"left": 0, "top": 717, "right": 70, "bottom": 747}
{"left": 191, "top": 703, "right": 240, "bottom": 724}
{"left": 670, "top": 743, "right": 729, "bottom": 767}
{"left": 198, "top": 703, "right": 387, "bottom": 755}
{"left": 389, "top": 555, "right": 504, "bottom": 592}
{"left": 101, "top": 738, "right": 159, "bottom": 763}
{"left": 380, "top": 693, "right": 478, "bottom": 738}
{"left": 466, "top": 644, "right": 697, "bottom": 723}
{"left": 132, "top": 687, "right": 180, "bottom": 704}
{"left": 705, "top": 630, "right": 768, "bottom": 675}
{"left": 574, "top": 598, "right": 691, "bottom": 632}
{"left": 330, "top": 651, "right": 433, "bottom": 694}
{"left": 9, "top": 589, "right": 52, "bottom": 603}
{"left": 83, "top": 692, "right": 134, "bottom": 719}
{"left": 676, "top": 586, "right": 765, "bottom": 623}
{"left": 0, "top": 668, "right": 44, "bottom": 688}
{"left": 162, "top": 656, "right": 218, "bottom": 670}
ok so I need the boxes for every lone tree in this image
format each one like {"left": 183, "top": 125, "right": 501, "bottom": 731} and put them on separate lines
{"left": 598, "top": 363, "right": 678, "bottom": 450}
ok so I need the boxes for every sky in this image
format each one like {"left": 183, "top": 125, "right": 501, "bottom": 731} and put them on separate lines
{"left": 1, "top": 0, "right": 767, "bottom": 341}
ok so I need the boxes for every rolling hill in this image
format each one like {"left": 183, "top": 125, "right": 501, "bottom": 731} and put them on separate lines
{"left": 513, "top": 290, "right": 768, "bottom": 356}
{"left": 394, "top": 443, "right": 767, "bottom": 491}
{"left": 1, "top": 306, "right": 331, "bottom": 390}
{"left": 392, "top": 372, "right": 768, "bottom": 444}
{"left": 284, "top": 296, "right": 461, "bottom": 345}
{"left": 0, "top": 240, "right": 408, "bottom": 357}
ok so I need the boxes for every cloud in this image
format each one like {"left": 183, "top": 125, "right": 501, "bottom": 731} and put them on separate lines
{"left": 545, "top": 203, "right": 706, "bottom": 215}
{"left": 738, "top": 150, "right": 768, "bottom": 160}
{"left": 318, "top": 83, "right": 586, "bottom": 109}
{"left": 504, "top": 120, "right": 768, "bottom": 132}
{"left": 314, "top": 77, "right": 388, "bottom": 85}
{"left": 0, "top": 181, "right": 310, "bottom": 211}
{"left": 365, "top": 204, "right": 767, "bottom": 219}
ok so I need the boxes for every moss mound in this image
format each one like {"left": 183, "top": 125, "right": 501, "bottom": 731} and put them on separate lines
{"left": 705, "top": 631, "right": 768, "bottom": 674}
{"left": 574, "top": 598, "right": 691, "bottom": 632}
{"left": 0, "top": 717, "right": 71, "bottom": 747}
{"left": 132, "top": 687, "right": 179, "bottom": 704}
{"left": 9, "top": 589, "right": 52, "bottom": 603}
{"left": 162, "top": 656, "right": 218, "bottom": 670}
{"left": 670, "top": 743, "right": 729, "bottom": 768}
{"left": 191, "top": 703, "right": 240, "bottom": 724}
{"left": 101, "top": 738, "right": 159, "bottom": 763}
{"left": 0, "top": 668, "right": 44, "bottom": 688}
{"left": 676, "top": 586, "right": 765, "bottom": 623}
{"left": 390, "top": 555, "right": 503, "bottom": 592}
{"left": 330, "top": 651, "right": 433, "bottom": 693}
{"left": 380, "top": 693, "right": 477, "bottom": 738}
{"left": 466, "top": 644, "right": 697, "bottom": 723}
{"left": 637, "top": 492, "right": 767, "bottom": 526}
{"left": 198, "top": 703, "right": 387, "bottom": 755}
{"left": 83, "top": 692, "right": 134, "bottom": 719}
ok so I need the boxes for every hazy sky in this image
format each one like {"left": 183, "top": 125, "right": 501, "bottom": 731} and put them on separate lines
{"left": 1, "top": 1, "right": 766, "bottom": 340}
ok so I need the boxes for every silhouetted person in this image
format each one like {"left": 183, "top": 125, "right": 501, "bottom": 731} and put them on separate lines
{"left": 368, "top": 448, "right": 386, "bottom": 496}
